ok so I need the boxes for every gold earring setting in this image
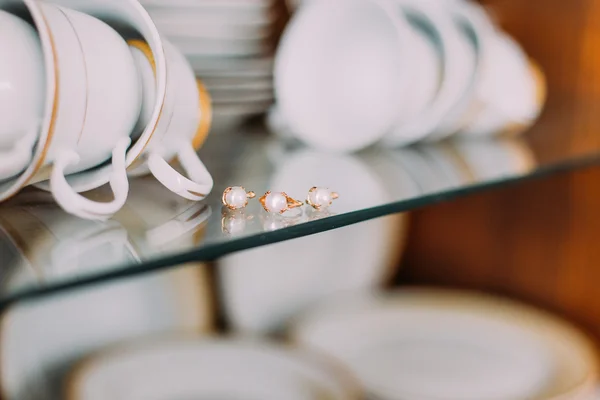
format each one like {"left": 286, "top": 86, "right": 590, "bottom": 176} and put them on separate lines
{"left": 306, "top": 187, "right": 339, "bottom": 210}
{"left": 222, "top": 186, "right": 256, "bottom": 210}
{"left": 260, "top": 191, "right": 303, "bottom": 214}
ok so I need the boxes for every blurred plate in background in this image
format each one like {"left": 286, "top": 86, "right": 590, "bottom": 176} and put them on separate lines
{"left": 67, "top": 338, "right": 362, "bottom": 400}
{"left": 291, "top": 288, "right": 598, "bottom": 400}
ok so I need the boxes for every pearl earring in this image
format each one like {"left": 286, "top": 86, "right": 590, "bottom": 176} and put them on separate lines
{"left": 306, "top": 187, "right": 339, "bottom": 210}
{"left": 259, "top": 191, "right": 304, "bottom": 214}
{"left": 222, "top": 186, "right": 256, "bottom": 210}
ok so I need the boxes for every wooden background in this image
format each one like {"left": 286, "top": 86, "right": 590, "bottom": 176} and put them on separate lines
{"left": 399, "top": 0, "right": 600, "bottom": 341}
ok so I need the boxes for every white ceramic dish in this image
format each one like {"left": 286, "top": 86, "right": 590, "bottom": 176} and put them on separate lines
{"left": 211, "top": 89, "right": 274, "bottom": 104}
{"left": 0, "top": 0, "right": 167, "bottom": 219}
{"left": 382, "top": 0, "right": 477, "bottom": 146}
{"left": 219, "top": 145, "right": 408, "bottom": 334}
{"left": 34, "top": 2, "right": 141, "bottom": 219}
{"left": 275, "top": 0, "right": 415, "bottom": 152}
{"left": 0, "top": 0, "right": 56, "bottom": 202}
{"left": 440, "top": 0, "right": 496, "bottom": 131}
{"left": 0, "top": 1, "right": 141, "bottom": 220}
{"left": 203, "top": 77, "right": 273, "bottom": 91}
{"left": 35, "top": 8, "right": 214, "bottom": 204}
{"left": 391, "top": 10, "right": 441, "bottom": 136}
{"left": 459, "top": 32, "right": 546, "bottom": 137}
{"left": 28, "top": 0, "right": 168, "bottom": 216}
{"left": 39, "top": 3, "right": 141, "bottom": 173}
{"left": 0, "top": 10, "right": 44, "bottom": 180}
{"left": 213, "top": 102, "right": 273, "bottom": 118}
{"left": 125, "top": 40, "right": 214, "bottom": 201}
{"left": 153, "top": 20, "right": 272, "bottom": 40}
{"left": 141, "top": 0, "right": 275, "bottom": 13}
{"left": 171, "top": 37, "right": 269, "bottom": 57}
{"left": 67, "top": 338, "right": 362, "bottom": 400}
{"left": 187, "top": 55, "right": 273, "bottom": 78}
{"left": 142, "top": 3, "right": 277, "bottom": 23}
{"left": 292, "top": 288, "right": 599, "bottom": 400}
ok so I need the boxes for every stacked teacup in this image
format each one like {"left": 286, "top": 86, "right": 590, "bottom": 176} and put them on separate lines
{"left": 0, "top": 0, "right": 214, "bottom": 220}
{"left": 273, "top": 0, "right": 546, "bottom": 153}
{"left": 138, "top": 0, "right": 287, "bottom": 129}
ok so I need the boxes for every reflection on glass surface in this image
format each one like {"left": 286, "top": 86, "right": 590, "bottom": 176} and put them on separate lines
{"left": 0, "top": 119, "right": 583, "bottom": 307}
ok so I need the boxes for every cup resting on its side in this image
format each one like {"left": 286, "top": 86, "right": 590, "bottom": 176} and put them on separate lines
{"left": 0, "top": 10, "right": 45, "bottom": 180}
{"left": 127, "top": 39, "right": 214, "bottom": 201}
{"left": 29, "top": 2, "right": 141, "bottom": 219}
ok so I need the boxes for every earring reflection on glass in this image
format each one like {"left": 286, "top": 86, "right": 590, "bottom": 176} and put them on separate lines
{"left": 261, "top": 212, "right": 304, "bottom": 231}
{"left": 222, "top": 186, "right": 256, "bottom": 211}
{"left": 306, "top": 187, "right": 339, "bottom": 211}
{"left": 259, "top": 191, "right": 303, "bottom": 214}
{"left": 221, "top": 209, "right": 253, "bottom": 236}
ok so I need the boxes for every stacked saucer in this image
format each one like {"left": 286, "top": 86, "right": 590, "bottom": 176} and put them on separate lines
{"left": 139, "top": 0, "right": 287, "bottom": 129}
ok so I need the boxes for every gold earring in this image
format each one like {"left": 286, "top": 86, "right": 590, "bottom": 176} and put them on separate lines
{"left": 222, "top": 186, "right": 256, "bottom": 210}
{"left": 306, "top": 187, "right": 339, "bottom": 210}
{"left": 259, "top": 191, "right": 303, "bottom": 214}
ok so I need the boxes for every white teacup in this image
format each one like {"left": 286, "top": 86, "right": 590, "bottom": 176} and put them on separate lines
{"left": 0, "top": 0, "right": 142, "bottom": 219}
{"left": 22, "top": 0, "right": 169, "bottom": 220}
{"left": 459, "top": 32, "right": 546, "bottom": 137}
{"left": 31, "top": 2, "right": 141, "bottom": 219}
{"left": 0, "top": 10, "right": 44, "bottom": 180}
{"left": 0, "top": 0, "right": 168, "bottom": 219}
{"left": 127, "top": 39, "right": 214, "bottom": 201}
{"left": 275, "top": 0, "right": 416, "bottom": 152}
{"left": 382, "top": 0, "right": 478, "bottom": 146}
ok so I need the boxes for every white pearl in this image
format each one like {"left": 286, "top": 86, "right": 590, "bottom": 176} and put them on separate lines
{"left": 309, "top": 187, "right": 333, "bottom": 208}
{"left": 225, "top": 186, "right": 248, "bottom": 209}
{"left": 265, "top": 192, "right": 288, "bottom": 213}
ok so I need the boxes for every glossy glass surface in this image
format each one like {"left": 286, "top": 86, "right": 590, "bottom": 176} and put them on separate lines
{"left": 0, "top": 121, "right": 598, "bottom": 307}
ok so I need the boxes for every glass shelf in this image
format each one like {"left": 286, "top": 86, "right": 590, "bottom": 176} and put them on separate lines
{"left": 0, "top": 120, "right": 598, "bottom": 308}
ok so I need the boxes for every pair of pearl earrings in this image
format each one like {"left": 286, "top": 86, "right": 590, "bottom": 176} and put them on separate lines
{"left": 222, "top": 186, "right": 339, "bottom": 214}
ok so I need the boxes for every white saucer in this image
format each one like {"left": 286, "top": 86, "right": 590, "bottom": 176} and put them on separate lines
{"left": 168, "top": 37, "right": 268, "bottom": 57}
{"left": 292, "top": 288, "right": 598, "bottom": 400}
{"left": 211, "top": 89, "right": 273, "bottom": 104}
{"left": 152, "top": 20, "right": 272, "bottom": 40}
{"left": 67, "top": 338, "right": 361, "bottom": 400}
{"left": 203, "top": 77, "right": 273, "bottom": 91}
{"left": 187, "top": 55, "right": 273, "bottom": 78}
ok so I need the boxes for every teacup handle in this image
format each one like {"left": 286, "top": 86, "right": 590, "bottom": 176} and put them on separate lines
{"left": 147, "top": 141, "right": 213, "bottom": 201}
{"left": 50, "top": 137, "right": 131, "bottom": 220}
{"left": 0, "top": 128, "right": 38, "bottom": 179}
